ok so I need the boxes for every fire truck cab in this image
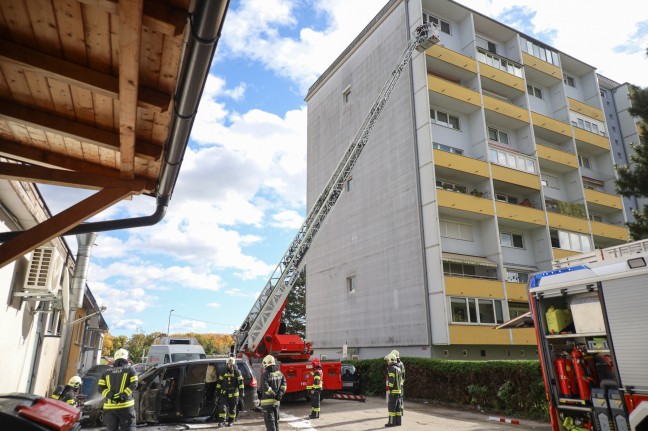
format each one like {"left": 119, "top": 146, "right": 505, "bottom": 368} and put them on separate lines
{"left": 529, "top": 240, "right": 648, "bottom": 431}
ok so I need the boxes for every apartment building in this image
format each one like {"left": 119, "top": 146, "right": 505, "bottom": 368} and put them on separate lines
{"left": 304, "top": 0, "right": 629, "bottom": 360}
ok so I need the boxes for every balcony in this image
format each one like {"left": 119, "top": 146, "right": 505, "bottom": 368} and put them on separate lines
{"left": 568, "top": 97, "right": 604, "bottom": 122}
{"left": 531, "top": 112, "right": 572, "bottom": 138}
{"left": 585, "top": 188, "right": 623, "bottom": 210}
{"left": 547, "top": 212, "right": 590, "bottom": 234}
{"left": 506, "top": 282, "right": 529, "bottom": 302}
{"left": 477, "top": 49, "right": 525, "bottom": 92}
{"left": 536, "top": 144, "right": 578, "bottom": 169}
{"left": 552, "top": 248, "right": 581, "bottom": 260}
{"left": 483, "top": 95, "right": 529, "bottom": 124}
{"left": 449, "top": 325, "right": 511, "bottom": 344}
{"left": 522, "top": 52, "right": 563, "bottom": 80}
{"left": 496, "top": 201, "right": 546, "bottom": 226}
{"left": 590, "top": 221, "right": 629, "bottom": 241}
{"left": 491, "top": 164, "right": 540, "bottom": 190}
{"left": 545, "top": 198, "right": 587, "bottom": 219}
{"left": 428, "top": 75, "right": 481, "bottom": 107}
{"left": 574, "top": 127, "right": 610, "bottom": 152}
{"left": 426, "top": 44, "right": 477, "bottom": 74}
{"left": 433, "top": 149, "right": 489, "bottom": 177}
{"left": 437, "top": 189, "right": 494, "bottom": 216}
{"left": 445, "top": 275, "right": 504, "bottom": 297}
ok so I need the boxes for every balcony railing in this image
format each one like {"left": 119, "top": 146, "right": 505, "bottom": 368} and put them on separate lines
{"left": 545, "top": 198, "right": 587, "bottom": 219}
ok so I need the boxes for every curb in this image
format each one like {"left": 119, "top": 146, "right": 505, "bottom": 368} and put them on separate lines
{"left": 488, "top": 416, "right": 521, "bottom": 425}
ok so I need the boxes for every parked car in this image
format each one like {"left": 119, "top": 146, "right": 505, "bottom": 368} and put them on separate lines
{"left": 341, "top": 364, "right": 361, "bottom": 394}
{"left": 0, "top": 393, "right": 81, "bottom": 431}
{"left": 135, "top": 357, "right": 258, "bottom": 424}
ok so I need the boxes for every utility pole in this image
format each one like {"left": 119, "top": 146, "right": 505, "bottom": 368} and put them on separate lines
{"left": 167, "top": 309, "right": 174, "bottom": 335}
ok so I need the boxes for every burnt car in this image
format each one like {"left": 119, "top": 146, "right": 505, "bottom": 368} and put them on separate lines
{"left": 0, "top": 393, "right": 81, "bottom": 431}
{"left": 135, "top": 357, "right": 258, "bottom": 424}
{"left": 341, "top": 364, "right": 361, "bottom": 394}
{"left": 78, "top": 364, "right": 110, "bottom": 427}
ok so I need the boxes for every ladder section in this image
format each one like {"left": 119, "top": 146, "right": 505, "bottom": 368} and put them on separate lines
{"left": 234, "top": 22, "right": 440, "bottom": 355}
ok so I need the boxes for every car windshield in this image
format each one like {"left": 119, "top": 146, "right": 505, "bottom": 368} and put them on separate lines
{"left": 171, "top": 353, "right": 206, "bottom": 362}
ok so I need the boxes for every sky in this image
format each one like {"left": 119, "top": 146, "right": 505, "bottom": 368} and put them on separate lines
{"left": 41, "top": 0, "right": 648, "bottom": 337}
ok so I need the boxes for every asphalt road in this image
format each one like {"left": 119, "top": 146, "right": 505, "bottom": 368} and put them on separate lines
{"left": 82, "top": 396, "right": 552, "bottom": 431}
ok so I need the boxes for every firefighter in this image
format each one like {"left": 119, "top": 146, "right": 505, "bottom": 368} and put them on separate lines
{"left": 307, "top": 358, "right": 323, "bottom": 419}
{"left": 51, "top": 375, "right": 82, "bottom": 406}
{"left": 390, "top": 350, "right": 405, "bottom": 415}
{"left": 260, "top": 355, "right": 287, "bottom": 431}
{"left": 98, "top": 348, "right": 138, "bottom": 431}
{"left": 215, "top": 356, "right": 244, "bottom": 427}
{"left": 385, "top": 353, "right": 402, "bottom": 427}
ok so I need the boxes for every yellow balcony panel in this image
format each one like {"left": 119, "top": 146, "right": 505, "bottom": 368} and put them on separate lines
{"left": 445, "top": 275, "right": 504, "bottom": 297}
{"left": 574, "top": 127, "right": 611, "bottom": 151}
{"left": 568, "top": 98, "right": 604, "bottom": 122}
{"left": 585, "top": 189, "right": 623, "bottom": 210}
{"left": 426, "top": 45, "right": 477, "bottom": 73}
{"left": 484, "top": 95, "right": 529, "bottom": 122}
{"left": 449, "top": 324, "right": 511, "bottom": 345}
{"left": 480, "top": 63, "right": 525, "bottom": 92}
{"left": 553, "top": 248, "right": 581, "bottom": 260}
{"left": 547, "top": 212, "right": 589, "bottom": 233}
{"left": 506, "top": 282, "right": 529, "bottom": 302}
{"left": 428, "top": 75, "right": 481, "bottom": 107}
{"left": 433, "top": 149, "right": 490, "bottom": 177}
{"left": 496, "top": 201, "right": 546, "bottom": 226}
{"left": 590, "top": 221, "right": 629, "bottom": 241}
{"left": 511, "top": 327, "right": 538, "bottom": 345}
{"left": 437, "top": 189, "right": 494, "bottom": 216}
{"left": 491, "top": 164, "right": 540, "bottom": 190}
{"left": 531, "top": 112, "right": 572, "bottom": 137}
{"left": 522, "top": 52, "right": 563, "bottom": 80}
{"left": 536, "top": 144, "right": 578, "bottom": 168}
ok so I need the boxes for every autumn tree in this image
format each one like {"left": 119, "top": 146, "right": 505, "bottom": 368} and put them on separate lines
{"left": 616, "top": 84, "right": 648, "bottom": 239}
{"left": 282, "top": 269, "right": 306, "bottom": 338}
{"left": 102, "top": 333, "right": 114, "bottom": 356}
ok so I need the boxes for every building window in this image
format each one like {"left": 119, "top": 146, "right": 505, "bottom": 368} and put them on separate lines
{"left": 444, "top": 262, "right": 476, "bottom": 278}
{"left": 433, "top": 142, "right": 463, "bottom": 155}
{"left": 527, "top": 84, "right": 543, "bottom": 99}
{"left": 508, "top": 301, "right": 530, "bottom": 318}
{"left": 506, "top": 270, "right": 530, "bottom": 284}
{"left": 346, "top": 276, "right": 355, "bottom": 293}
{"left": 423, "top": 12, "right": 451, "bottom": 34}
{"left": 550, "top": 229, "right": 592, "bottom": 252}
{"left": 578, "top": 155, "right": 591, "bottom": 169}
{"left": 589, "top": 214, "right": 603, "bottom": 222}
{"left": 431, "top": 109, "right": 460, "bottom": 130}
{"left": 500, "top": 232, "right": 524, "bottom": 248}
{"left": 541, "top": 173, "right": 559, "bottom": 189}
{"left": 600, "top": 89, "right": 607, "bottom": 99}
{"left": 495, "top": 193, "right": 518, "bottom": 204}
{"left": 436, "top": 180, "right": 467, "bottom": 194}
{"left": 489, "top": 147, "right": 536, "bottom": 174}
{"left": 564, "top": 75, "right": 576, "bottom": 87}
{"left": 523, "top": 38, "right": 559, "bottom": 66}
{"left": 488, "top": 127, "right": 509, "bottom": 145}
{"left": 450, "top": 297, "right": 504, "bottom": 324}
{"left": 343, "top": 87, "right": 351, "bottom": 103}
{"left": 346, "top": 177, "right": 353, "bottom": 192}
{"left": 440, "top": 220, "right": 473, "bottom": 241}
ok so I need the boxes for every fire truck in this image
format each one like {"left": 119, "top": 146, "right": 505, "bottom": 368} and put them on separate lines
{"left": 527, "top": 240, "right": 648, "bottom": 431}
{"left": 231, "top": 23, "right": 439, "bottom": 398}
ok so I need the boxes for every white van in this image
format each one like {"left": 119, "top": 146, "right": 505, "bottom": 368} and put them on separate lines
{"left": 145, "top": 337, "right": 206, "bottom": 367}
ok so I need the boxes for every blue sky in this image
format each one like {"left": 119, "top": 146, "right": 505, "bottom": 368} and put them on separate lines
{"left": 42, "top": 0, "right": 648, "bottom": 336}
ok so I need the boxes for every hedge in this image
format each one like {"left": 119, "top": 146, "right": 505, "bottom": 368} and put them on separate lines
{"left": 346, "top": 358, "right": 549, "bottom": 419}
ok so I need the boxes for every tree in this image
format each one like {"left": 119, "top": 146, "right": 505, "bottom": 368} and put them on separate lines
{"left": 615, "top": 84, "right": 648, "bottom": 239}
{"left": 282, "top": 269, "right": 306, "bottom": 338}
{"left": 102, "top": 333, "right": 114, "bottom": 356}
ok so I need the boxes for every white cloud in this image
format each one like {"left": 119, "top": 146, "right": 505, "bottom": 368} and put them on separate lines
{"left": 207, "top": 302, "right": 221, "bottom": 308}
{"left": 171, "top": 320, "right": 208, "bottom": 333}
{"left": 270, "top": 210, "right": 303, "bottom": 229}
{"left": 111, "top": 319, "right": 145, "bottom": 331}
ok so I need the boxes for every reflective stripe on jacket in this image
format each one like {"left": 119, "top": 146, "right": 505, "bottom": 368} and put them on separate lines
{"left": 98, "top": 363, "right": 138, "bottom": 410}
{"left": 51, "top": 384, "right": 78, "bottom": 405}
{"left": 260, "top": 366, "right": 287, "bottom": 407}
{"left": 216, "top": 366, "right": 244, "bottom": 397}
{"left": 387, "top": 363, "right": 402, "bottom": 395}
{"left": 306, "top": 368, "right": 323, "bottom": 391}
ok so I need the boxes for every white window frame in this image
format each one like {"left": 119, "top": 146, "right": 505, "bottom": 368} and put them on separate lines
{"left": 450, "top": 297, "right": 504, "bottom": 324}
{"left": 541, "top": 173, "right": 559, "bottom": 189}
{"left": 489, "top": 147, "right": 536, "bottom": 174}
{"left": 500, "top": 232, "right": 524, "bottom": 249}
{"left": 431, "top": 108, "right": 460, "bottom": 130}
{"left": 506, "top": 270, "right": 530, "bottom": 284}
{"left": 578, "top": 155, "right": 591, "bottom": 169}
{"left": 436, "top": 180, "right": 467, "bottom": 194}
{"left": 495, "top": 193, "right": 518, "bottom": 204}
{"left": 550, "top": 229, "right": 592, "bottom": 252}
{"left": 526, "top": 83, "right": 543, "bottom": 99}
{"left": 440, "top": 219, "right": 473, "bottom": 241}
{"left": 564, "top": 75, "right": 576, "bottom": 87}
{"left": 423, "top": 12, "right": 451, "bottom": 34}
{"left": 488, "top": 126, "right": 510, "bottom": 145}
{"left": 433, "top": 142, "right": 463, "bottom": 155}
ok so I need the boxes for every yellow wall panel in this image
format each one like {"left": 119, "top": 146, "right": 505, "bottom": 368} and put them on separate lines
{"left": 491, "top": 165, "right": 540, "bottom": 190}
{"left": 483, "top": 96, "right": 529, "bottom": 122}
{"left": 590, "top": 221, "right": 629, "bottom": 241}
{"left": 426, "top": 45, "right": 478, "bottom": 73}
{"left": 449, "top": 325, "right": 511, "bottom": 344}
{"left": 428, "top": 75, "right": 481, "bottom": 107}
{"left": 480, "top": 63, "right": 525, "bottom": 92}
{"left": 511, "top": 328, "right": 538, "bottom": 345}
{"left": 497, "top": 202, "right": 546, "bottom": 226}
{"left": 568, "top": 97, "right": 604, "bottom": 122}
{"left": 547, "top": 212, "right": 589, "bottom": 233}
{"left": 434, "top": 150, "right": 490, "bottom": 177}
{"left": 585, "top": 189, "right": 623, "bottom": 210}
{"left": 437, "top": 189, "right": 494, "bottom": 216}
{"left": 445, "top": 276, "right": 504, "bottom": 298}
{"left": 536, "top": 144, "right": 578, "bottom": 168}
{"left": 552, "top": 248, "right": 581, "bottom": 260}
{"left": 574, "top": 127, "right": 611, "bottom": 151}
{"left": 522, "top": 52, "right": 563, "bottom": 80}
{"left": 531, "top": 112, "right": 572, "bottom": 137}
{"left": 506, "top": 282, "right": 530, "bottom": 302}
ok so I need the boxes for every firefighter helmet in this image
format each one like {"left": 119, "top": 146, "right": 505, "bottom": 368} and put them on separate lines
{"left": 311, "top": 358, "right": 321, "bottom": 368}
{"left": 385, "top": 353, "right": 397, "bottom": 364}
{"left": 226, "top": 357, "right": 236, "bottom": 367}
{"left": 114, "top": 348, "right": 129, "bottom": 361}
{"left": 262, "top": 355, "right": 276, "bottom": 368}
{"left": 68, "top": 375, "right": 82, "bottom": 388}
{"left": 390, "top": 350, "right": 400, "bottom": 359}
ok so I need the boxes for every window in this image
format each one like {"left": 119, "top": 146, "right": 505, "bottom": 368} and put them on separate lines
{"left": 541, "top": 174, "right": 559, "bottom": 189}
{"left": 431, "top": 109, "right": 460, "bottom": 129}
{"left": 342, "top": 87, "right": 351, "bottom": 103}
{"left": 526, "top": 84, "right": 543, "bottom": 99}
{"left": 600, "top": 89, "right": 607, "bottom": 99}
{"left": 523, "top": 38, "right": 559, "bottom": 66}
{"left": 506, "top": 270, "right": 530, "bottom": 284}
{"left": 488, "top": 127, "right": 509, "bottom": 145}
{"left": 477, "top": 49, "right": 523, "bottom": 77}
{"left": 346, "top": 177, "right": 353, "bottom": 192}
{"left": 450, "top": 297, "right": 504, "bottom": 324}
{"left": 346, "top": 276, "right": 356, "bottom": 293}
{"left": 550, "top": 229, "right": 592, "bottom": 252}
{"left": 500, "top": 232, "right": 524, "bottom": 248}
{"left": 508, "top": 301, "right": 530, "bottom": 318}
{"left": 436, "top": 180, "right": 467, "bottom": 194}
{"left": 444, "top": 262, "right": 476, "bottom": 278}
{"left": 496, "top": 193, "right": 518, "bottom": 204}
{"left": 423, "top": 12, "right": 451, "bottom": 34}
{"left": 589, "top": 214, "right": 603, "bottom": 222}
{"left": 564, "top": 75, "right": 576, "bottom": 87}
{"left": 439, "top": 220, "right": 473, "bottom": 241}
{"left": 489, "top": 147, "right": 536, "bottom": 174}
{"left": 578, "top": 155, "right": 591, "bottom": 169}
{"left": 433, "top": 142, "right": 463, "bottom": 155}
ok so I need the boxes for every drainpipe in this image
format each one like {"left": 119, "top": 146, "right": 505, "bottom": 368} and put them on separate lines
{"left": 57, "top": 233, "right": 97, "bottom": 385}
{"left": 0, "top": 0, "right": 231, "bottom": 242}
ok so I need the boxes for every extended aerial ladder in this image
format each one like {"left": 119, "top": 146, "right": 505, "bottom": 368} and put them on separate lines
{"left": 233, "top": 22, "right": 439, "bottom": 392}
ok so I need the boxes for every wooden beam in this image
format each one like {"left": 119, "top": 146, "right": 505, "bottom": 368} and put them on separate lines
{"left": 0, "top": 161, "right": 151, "bottom": 191}
{"left": 76, "top": 0, "right": 186, "bottom": 36}
{"left": 119, "top": 0, "right": 144, "bottom": 180}
{"left": 0, "top": 40, "right": 170, "bottom": 113}
{"left": 0, "top": 186, "right": 134, "bottom": 269}
{"left": 0, "top": 100, "right": 162, "bottom": 160}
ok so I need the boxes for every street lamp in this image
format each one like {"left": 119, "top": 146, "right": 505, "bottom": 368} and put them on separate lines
{"left": 167, "top": 309, "right": 174, "bottom": 335}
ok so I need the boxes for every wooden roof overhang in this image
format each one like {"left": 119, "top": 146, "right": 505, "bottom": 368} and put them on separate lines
{"left": 0, "top": 0, "right": 230, "bottom": 268}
